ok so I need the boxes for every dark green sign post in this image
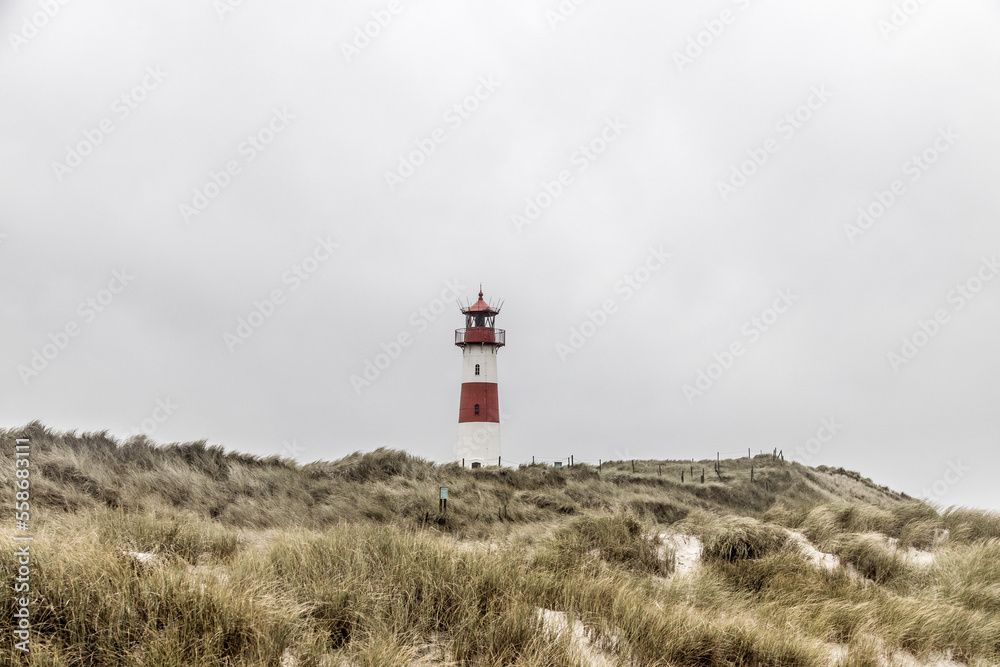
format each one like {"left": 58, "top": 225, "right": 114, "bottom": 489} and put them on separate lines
{"left": 439, "top": 487, "right": 448, "bottom": 512}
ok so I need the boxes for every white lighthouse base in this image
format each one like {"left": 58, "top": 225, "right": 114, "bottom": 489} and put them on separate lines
{"left": 457, "top": 422, "right": 501, "bottom": 467}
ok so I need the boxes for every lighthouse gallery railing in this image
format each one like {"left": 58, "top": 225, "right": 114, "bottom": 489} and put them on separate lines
{"left": 455, "top": 328, "right": 505, "bottom": 346}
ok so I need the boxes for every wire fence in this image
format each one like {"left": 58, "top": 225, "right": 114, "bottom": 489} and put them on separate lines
{"left": 464, "top": 449, "right": 786, "bottom": 478}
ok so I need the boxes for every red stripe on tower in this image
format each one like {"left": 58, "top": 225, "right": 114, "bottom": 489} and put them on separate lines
{"left": 458, "top": 383, "right": 499, "bottom": 422}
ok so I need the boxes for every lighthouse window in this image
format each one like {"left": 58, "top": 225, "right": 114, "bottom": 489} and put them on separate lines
{"left": 475, "top": 364, "right": 480, "bottom": 376}
{"left": 474, "top": 404, "right": 480, "bottom": 415}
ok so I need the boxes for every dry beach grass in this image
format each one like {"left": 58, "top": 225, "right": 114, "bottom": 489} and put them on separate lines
{"left": 1, "top": 423, "right": 999, "bottom": 666}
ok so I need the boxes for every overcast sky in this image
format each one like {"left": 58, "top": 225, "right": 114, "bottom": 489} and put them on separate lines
{"left": 2, "top": 0, "right": 999, "bottom": 510}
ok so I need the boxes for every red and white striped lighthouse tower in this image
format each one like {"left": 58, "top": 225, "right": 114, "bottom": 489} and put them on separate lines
{"left": 455, "top": 289, "right": 505, "bottom": 467}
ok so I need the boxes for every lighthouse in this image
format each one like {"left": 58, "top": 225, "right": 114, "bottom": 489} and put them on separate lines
{"left": 455, "top": 289, "right": 505, "bottom": 468}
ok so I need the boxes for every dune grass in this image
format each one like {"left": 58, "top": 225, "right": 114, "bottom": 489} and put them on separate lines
{"left": 701, "top": 516, "right": 795, "bottom": 562}
{"left": 2, "top": 422, "right": 999, "bottom": 665}
{"left": 535, "top": 513, "right": 671, "bottom": 576}
{"left": 832, "top": 534, "right": 908, "bottom": 585}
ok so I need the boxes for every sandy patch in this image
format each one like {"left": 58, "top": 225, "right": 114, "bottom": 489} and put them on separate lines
{"left": 449, "top": 539, "right": 502, "bottom": 555}
{"left": 785, "top": 530, "right": 840, "bottom": 570}
{"left": 121, "top": 550, "right": 159, "bottom": 568}
{"left": 658, "top": 534, "right": 702, "bottom": 576}
{"left": 901, "top": 547, "right": 936, "bottom": 566}
{"left": 866, "top": 534, "right": 936, "bottom": 566}
{"left": 891, "top": 651, "right": 966, "bottom": 667}
{"left": 536, "top": 608, "right": 617, "bottom": 667}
